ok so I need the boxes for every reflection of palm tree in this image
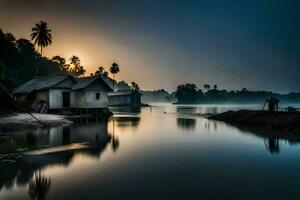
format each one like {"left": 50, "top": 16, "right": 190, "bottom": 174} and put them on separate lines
{"left": 264, "top": 138, "right": 280, "bottom": 154}
{"left": 177, "top": 118, "right": 196, "bottom": 130}
{"left": 111, "top": 118, "right": 120, "bottom": 152}
{"left": 28, "top": 171, "right": 51, "bottom": 200}
{"left": 111, "top": 136, "right": 120, "bottom": 152}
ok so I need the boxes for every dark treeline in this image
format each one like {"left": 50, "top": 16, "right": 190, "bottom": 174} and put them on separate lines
{"left": 0, "top": 27, "right": 86, "bottom": 90}
{"left": 175, "top": 83, "right": 300, "bottom": 104}
{"left": 140, "top": 89, "right": 175, "bottom": 103}
{"left": 0, "top": 24, "right": 133, "bottom": 94}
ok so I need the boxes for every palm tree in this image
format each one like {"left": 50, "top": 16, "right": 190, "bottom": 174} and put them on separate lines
{"left": 69, "top": 56, "right": 80, "bottom": 72}
{"left": 203, "top": 84, "right": 211, "bottom": 91}
{"left": 31, "top": 21, "right": 52, "bottom": 76}
{"left": 109, "top": 62, "right": 120, "bottom": 91}
{"left": 69, "top": 55, "right": 85, "bottom": 77}
{"left": 31, "top": 21, "right": 52, "bottom": 56}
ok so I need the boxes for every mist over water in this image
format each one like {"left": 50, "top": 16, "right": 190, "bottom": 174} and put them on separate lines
{"left": 1, "top": 104, "right": 300, "bottom": 199}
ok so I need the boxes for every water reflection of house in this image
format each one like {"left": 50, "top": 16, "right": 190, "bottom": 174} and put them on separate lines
{"left": 108, "top": 90, "right": 141, "bottom": 107}
{"left": 13, "top": 74, "right": 113, "bottom": 112}
{"left": 0, "top": 122, "right": 112, "bottom": 192}
{"left": 177, "top": 118, "right": 196, "bottom": 130}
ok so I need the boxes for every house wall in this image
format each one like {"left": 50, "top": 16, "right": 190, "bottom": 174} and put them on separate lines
{"left": 71, "top": 90, "right": 109, "bottom": 108}
{"left": 49, "top": 89, "right": 70, "bottom": 109}
{"left": 71, "top": 78, "right": 111, "bottom": 108}
{"left": 108, "top": 95, "right": 131, "bottom": 106}
{"left": 71, "top": 78, "right": 111, "bottom": 109}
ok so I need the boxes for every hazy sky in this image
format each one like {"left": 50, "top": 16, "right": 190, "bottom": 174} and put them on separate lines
{"left": 1, "top": 0, "right": 299, "bottom": 92}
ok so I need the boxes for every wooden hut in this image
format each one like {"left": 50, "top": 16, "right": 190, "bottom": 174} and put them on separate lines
{"left": 108, "top": 90, "right": 141, "bottom": 107}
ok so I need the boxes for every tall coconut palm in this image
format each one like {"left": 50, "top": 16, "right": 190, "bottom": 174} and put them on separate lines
{"left": 109, "top": 62, "right": 120, "bottom": 91}
{"left": 31, "top": 21, "right": 52, "bottom": 76}
{"left": 31, "top": 21, "right": 52, "bottom": 56}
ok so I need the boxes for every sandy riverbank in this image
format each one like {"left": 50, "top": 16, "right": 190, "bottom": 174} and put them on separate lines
{"left": 0, "top": 113, "right": 73, "bottom": 132}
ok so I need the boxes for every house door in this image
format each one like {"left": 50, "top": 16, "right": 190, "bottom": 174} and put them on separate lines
{"left": 62, "top": 92, "right": 70, "bottom": 108}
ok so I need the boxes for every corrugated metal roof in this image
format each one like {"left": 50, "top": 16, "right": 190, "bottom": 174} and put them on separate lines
{"left": 72, "top": 75, "right": 113, "bottom": 91}
{"left": 71, "top": 76, "right": 98, "bottom": 90}
{"left": 108, "top": 90, "right": 135, "bottom": 96}
{"left": 14, "top": 74, "right": 72, "bottom": 94}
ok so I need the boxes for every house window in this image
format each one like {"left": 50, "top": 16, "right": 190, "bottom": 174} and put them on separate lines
{"left": 96, "top": 92, "right": 100, "bottom": 100}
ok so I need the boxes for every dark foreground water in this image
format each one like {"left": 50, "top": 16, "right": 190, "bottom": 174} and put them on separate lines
{"left": 1, "top": 104, "right": 300, "bottom": 200}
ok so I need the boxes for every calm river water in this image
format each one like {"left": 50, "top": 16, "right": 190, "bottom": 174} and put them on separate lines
{"left": 1, "top": 104, "right": 300, "bottom": 200}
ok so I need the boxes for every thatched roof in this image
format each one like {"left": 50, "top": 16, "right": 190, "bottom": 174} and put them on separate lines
{"left": 14, "top": 74, "right": 72, "bottom": 94}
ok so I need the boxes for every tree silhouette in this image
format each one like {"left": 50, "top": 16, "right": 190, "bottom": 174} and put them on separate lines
{"left": 203, "top": 84, "right": 211, "bottom": 91}
{"left": 176, "top": 83, "right": 199, "bottom": 103}
{"left": 95, "top": 66, "right": 105, "bottom": 75}
{"left": 28, "top": 171, "right": 51, "bottom": 200}
{"left": 98, "top": 66, "right": 104, "bottom": 74}
{"left": 69, "top": 55, "right": 86, "bottom": 77}
{"left": 131, "top": 82, "right": 140, "bottom": 91}
{"left": 103, "top": 71, "right": 109, "bottom": 78}
{"left": 109, "top": 62, "right": 120, "bottom": 91}
{"left": 213, "top": 84, "right": 217, "bottom": 90}
{"left": 16, "top": 39, "right": 36, "bottom": 56}
{"left": 31, "top": 21, "right": 52, "bottom": 76}
{"left": 52, "top": 56, "right": 69, "bottom": 72}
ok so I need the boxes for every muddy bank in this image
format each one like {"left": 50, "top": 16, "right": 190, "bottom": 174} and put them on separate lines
{"left": 208, "top": 110, "right": 300, "bottom": 134}
{"left": 0, "top": 113, "right": 73, "bottom": 133}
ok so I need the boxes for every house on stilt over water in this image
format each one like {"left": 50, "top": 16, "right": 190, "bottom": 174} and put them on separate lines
{"left": 13, "top": 74, "right": 113, "bottom": 116}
